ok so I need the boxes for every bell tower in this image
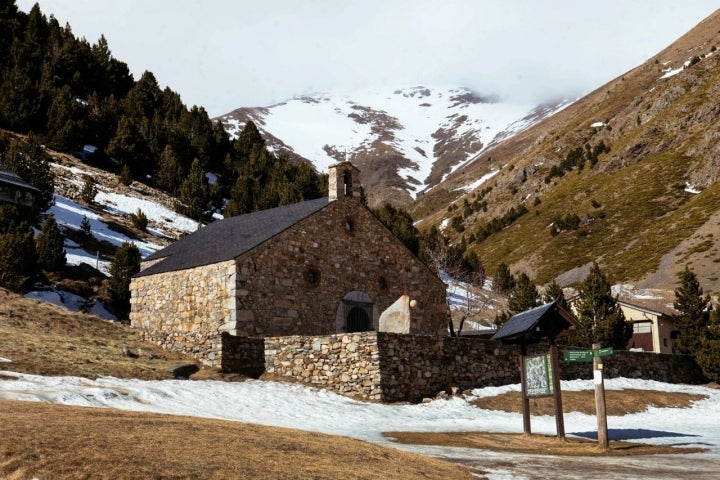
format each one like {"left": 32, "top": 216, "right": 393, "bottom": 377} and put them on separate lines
{"left": 328, "top": 161, "right": 361, "bottom": 201}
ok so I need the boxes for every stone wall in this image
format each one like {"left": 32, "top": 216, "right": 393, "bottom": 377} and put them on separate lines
{"left": 130, "top": 259, "right": 236, "bottom": 366}
{"left": 558, "top": 350, "right": 707, "bottom": 384}
{"left": 232, "top": 199, "right": 448, "bottom": 337}
{"left": 215, "top": 332, "right": 706, "bottom": 402}
{"left": 263, "top": 333, "right": 383, "bottom": 400}
{"left": 377, "top": 334, "right": 524, "bottom": 402}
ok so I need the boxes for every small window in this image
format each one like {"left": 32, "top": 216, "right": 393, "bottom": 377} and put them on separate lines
{"left": 305, "top": 268, "right": 319, "bottom": 284}
{"left": 378, "top": 276, "right": 387, "bottom": 289}
{"left": 343, "top": 170, "right": 352, "bottom": 197}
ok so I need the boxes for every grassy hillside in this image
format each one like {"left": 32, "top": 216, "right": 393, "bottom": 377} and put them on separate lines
{"left": 413, "top": 8, "right": 720, "bottom": 294}
{"left": 0, "top": 289, "right": 476, "bottom": 479}
{"left": 0, "top": 287, "right": 192, "bottom": 379}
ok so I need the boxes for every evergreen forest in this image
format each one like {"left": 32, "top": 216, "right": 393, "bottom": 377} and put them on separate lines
{"left": 0, "top": 1, "right": 327, "bottom": 223}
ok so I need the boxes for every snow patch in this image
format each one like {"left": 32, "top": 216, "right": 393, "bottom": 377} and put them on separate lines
{"left": 685, "top": 183, "right": 701, "bottom": 194}
{"left": 458, "top": 168, "right": 500, "bottom": 192}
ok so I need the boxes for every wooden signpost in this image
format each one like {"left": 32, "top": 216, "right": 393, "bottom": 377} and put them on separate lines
{"left": 563, "top": 344, "right": 613, "bottom": 450}
{"left": 491, "top": 302, "right": 580, "bottom": 441}
{"left": 521, "top": 344, "right": 565, "bottom": 439}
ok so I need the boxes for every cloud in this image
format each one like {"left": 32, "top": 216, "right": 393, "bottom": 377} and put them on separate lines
{"left": 17, "top": 0, "right": 718, "bottom": 116}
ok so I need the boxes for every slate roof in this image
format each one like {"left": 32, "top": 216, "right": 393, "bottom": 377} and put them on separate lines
{"left": 0, "top": 164, "right": 40, "bottom": 192}
{"left": 491, "top": 301, "right": 577, "bottom": 342}
{"left": 136, "top": 197, "right": 331, "bottom": 278}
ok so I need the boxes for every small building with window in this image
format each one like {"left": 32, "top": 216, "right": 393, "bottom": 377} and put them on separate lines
{"left": 129, "top": 162, "right": 449, "bottom": 366}
{"left": 618, "top": 295, "right": 677, "bottom": 354}
{"left": 0, "top": 164, "right": 38, "bottom": 208}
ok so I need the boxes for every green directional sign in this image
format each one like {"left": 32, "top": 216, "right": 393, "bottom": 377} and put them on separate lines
{"left": 563, "top": 347, "right": 614, "bottom": 362}
{"left": 594, "top": 347, "right": 614, "bottom": 357}
{"left": 563, "top": 349, "right": 594, "bottom": 362}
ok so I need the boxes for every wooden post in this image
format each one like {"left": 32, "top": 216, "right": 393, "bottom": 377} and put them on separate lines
{"left": 549, "top": 343, "right": 565, "bottom": 440}
{"left": 592, "top": 343, "right": 609, "bottom": 450}
{"left": 519, "top": 341, "right": 531, "bottom": 435}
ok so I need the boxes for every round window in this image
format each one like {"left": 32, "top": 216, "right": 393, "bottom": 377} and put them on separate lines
{"left": 305, "top": 269, "right": 319, "bottom": 284}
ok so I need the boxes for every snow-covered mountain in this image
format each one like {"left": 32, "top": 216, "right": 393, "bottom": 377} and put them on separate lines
{"left": 215, "top": 86, "right": 573, "bottom": 207}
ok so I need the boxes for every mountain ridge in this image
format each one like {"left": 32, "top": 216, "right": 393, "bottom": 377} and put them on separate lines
{"left": 412, "top": 7, "right": 720, "bottom": 295}
{"left": 215, "top": 86, "right": 572, "bottom": 208}
{"left": 216, "top": 8, "right": 720, "bottom": 296}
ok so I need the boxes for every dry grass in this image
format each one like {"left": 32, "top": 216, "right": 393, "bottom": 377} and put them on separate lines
{"left": 0, "top": 288, "right": 193, "bottom": 380}
{"left": 385, "top": 431, "right": 705, "bottom": 457}
{"left": 470, "top": 388, "right": 708, "bottom": 416}
{"left": 0, "top": 400, "right": 475, "bottom": 480}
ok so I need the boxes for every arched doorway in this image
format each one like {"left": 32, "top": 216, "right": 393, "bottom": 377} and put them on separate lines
{"left": 346, "top": 305, "right": 371, "bottom": 332}
{"left": 335, "top": 291, "right": 377, "bottom": 333}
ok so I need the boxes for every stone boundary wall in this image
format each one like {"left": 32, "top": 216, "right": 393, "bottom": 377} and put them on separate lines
{"left": 377, "top": 334, "right": 522, "bottom": 402}
{"left": 558, "top": 350, "right": 706, "bottom": 384}
{"left": 212, "top": 332, "right": 705, "bottom": 402}
{"left": 263, "top": 333, "right": 383, "bottom": 400}
{"left": 138, "top": 329, "right": 224, "bottom": 366}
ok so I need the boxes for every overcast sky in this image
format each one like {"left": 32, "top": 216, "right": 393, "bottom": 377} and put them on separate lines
{"left": 17, "top": 1, "right": 719, "bottom": 117}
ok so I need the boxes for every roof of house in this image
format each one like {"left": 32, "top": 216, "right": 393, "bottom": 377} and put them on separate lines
{"left": 136, "top": 197, "right": 331, "bottom": 278}
{"left": 491, "top": 301, "right": 578, "bottom": 342}
{"left": 617, "top": 293, "right": 678, "bottom": 318}
{"left": 0, "top": 164, "right": 40, "bottom": 192}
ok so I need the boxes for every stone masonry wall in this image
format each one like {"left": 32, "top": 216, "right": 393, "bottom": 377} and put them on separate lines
{"left": 557, "top": 350, "right": 707, "bottom": 384}
{"left": 232, "top": 198, "right": 448, "bottom": 337}
{"left": 263, "top": 333, "right": 383, "bottom": 400}
{"left": 129, "top": 259, "right": 236, "bottom": 366}
{"left": 218, "top": 332, "right": 706, "bottom": 402}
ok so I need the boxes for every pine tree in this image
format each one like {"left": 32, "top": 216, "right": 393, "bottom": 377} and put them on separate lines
{"left": 177, "top": 158, "right": 213, "bottom": 221}
{"left": 673, "top": 266, "right": 710, "bottom": 355}
{"left": 544, "top": 280, "right": 568, "bottom": 309}
{"left": 80, "top": 175, "right": 97, "bottom": 204}
{"left": 224, "top": 174, "right": 254, "bottom": 217}
{"left": 493, "top": 263, "right": 515, "bottom": 294}
{"left": 372, "top": 203, "right": 419, "bottom": 255}
{"left": 2, "top": 134, "right": 54, "bottom": 214}
{"left": 696, "top": 308, "right": 720, "bottom": 382}
{"left": 36, "top": 213, "right": 66, "bottom": 272}
{"left": 154, "top": 145, "right": 185, "bottom": 194}
{"left": 119, "top": 163, "right": 133, "bottom": 186}
{"left": 571, "top": 262, "right": 630, "bottom": 349}
{"left": 108, "top": 242, "right": 141, "bottom": 318}
{"left": 80, "top": 215, "right": 92, "bottom": 237}
{"left": 234, "top": 120, "right": 265, "bottom": 160}
{"left": 0, "top": 210, "right": 38, "bottom": 292}
{"left": 130, "top": 208, "right": 148, "bottom": 231}
{"left": 508, "top": 272, "right": 539, "bottom": 315}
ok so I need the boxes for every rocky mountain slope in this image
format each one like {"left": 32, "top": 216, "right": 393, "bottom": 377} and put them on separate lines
{"left": 217, "top": 10, "right": 720, "bottom": 296}
{"left": 215, "top": 86, "right": 571, "bottom": 208}
{"left": 412, "top": 8, "right": 720, "bottom": 295}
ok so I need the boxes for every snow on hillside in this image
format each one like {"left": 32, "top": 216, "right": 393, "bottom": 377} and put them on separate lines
{"left": 0, "top": 372, "right": 718, "bottom": 479}
{"left": 218, "top": 86, "right": 573, "bottom": 197}
{"left": 49, "top": 162, "right": 200, "bottom": 275}
{"left": 23, "top": 160, "right": 203, "bottom": 318}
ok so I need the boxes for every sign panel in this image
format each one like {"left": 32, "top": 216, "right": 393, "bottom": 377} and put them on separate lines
{"left": 563, "top": 349, "right": 594, "bottom": 362}
{"left": 524, "top": 353, "right": 554, "bottom": 397}
{"left": 595, "top": 347, "right": 614, "bottom": 357}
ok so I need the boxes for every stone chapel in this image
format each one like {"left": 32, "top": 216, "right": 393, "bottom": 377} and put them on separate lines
{"left": 129, "top": 162, "right": 449, "bottom": 364}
